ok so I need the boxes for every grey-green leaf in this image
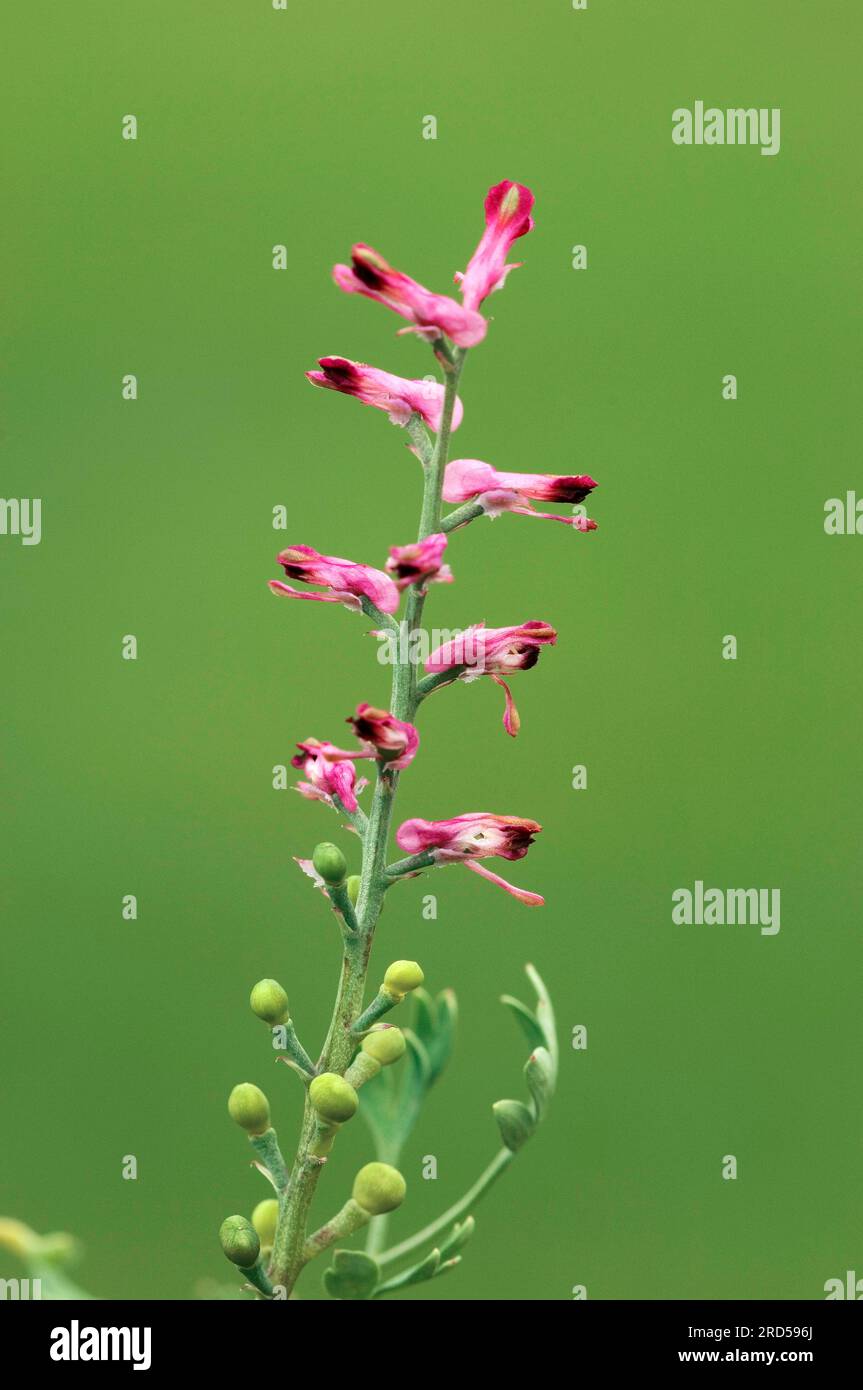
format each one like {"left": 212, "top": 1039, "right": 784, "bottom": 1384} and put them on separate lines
{"left": 500, "top": 993, "right": 545, "bottom": 1052}
{"left": 374, "top": 1247, "right": 441, "bottom": 1295}
{"left": 439, "top": 1215, "right": 475, "bottom": 1260}
{"left": 411, "top": 988, "right": 438, "bottom": 1047}
{"left": 323, "top": 1249, "right": 380, "bottom": 1301}
{"left": 524, "top": 1045, "right": 555, "bottom": 1122}
{"left": 525, "top": 963, "right": 558, "bottom": 1072}
{"left": 403, "top": 1028, "right": 433, "bottom": 1089}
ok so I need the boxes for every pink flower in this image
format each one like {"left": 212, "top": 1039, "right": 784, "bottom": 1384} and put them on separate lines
{"left": 385, "top": 532, "right": 452, "bottom": 590}
{"left": 424, "top": 621, "right": 557, "bottom": 736}
{"left": 347, "top": 704, "right": 419, "bottom": 770}
{"left": 396, "top": 812, "right": 544, "bottom": 906}
{"left": 306, "top": 357, "right": 464, "bottom": 433}
{"left": 455, "top": 181, "right": 535, "bottom": 311}
{"left": 444, "top": 458, "right": 597, "bottom": 528}
{"left": 269, "top": 544, "right": 400, "bottom": 614}
{"left": 333, "top": 245, "right": 487, "bottom": 348}
{"left": 290, "top": 739, "right": 366, "bottom": 813}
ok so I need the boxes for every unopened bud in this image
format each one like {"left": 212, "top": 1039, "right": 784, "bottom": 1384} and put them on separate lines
{"left": 382, "top": 960, "right": 424, "bottom": 1000}
{"left": 346, "top": 874, "right": 361, "bottom": 906}
{"left": 219, "top": 1215, "right": 260, "bottom": 1268}
{"left": 249, "top": 978, "right": 289, "bottom": 1025}
{"left": 228, "top": 1082, "right": 270, "bottom": 1136}
{"left": 492, "top": 1098, "right": 535, "bottom": 1152}
{"left": 251, "top": 1198, "right": 279, "bottom": 1247}
{"left": 362, "top": 1025, "right": 406, "bottom": 1066}
{"left": 309, "top": 1073, "right": 358, "bottom": 1124}
{"left": 312, "top": 842, "right": 347, "bottom": 885}
{"left": 352, "top": 1162, "right": 406, "bottom": 1215}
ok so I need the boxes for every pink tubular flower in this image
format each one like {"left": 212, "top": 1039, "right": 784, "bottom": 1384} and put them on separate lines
{"left": 455, "top": 181, "right": 535, "bottom": 311}
{"left": 269, "top": 544, "right": 400, "bottom": 614}
{"left": 306, "top": 357, "right": 464, "bottom": 433}
{"left": 347, "top": 704, "right": 419, "bottom": 770}
{"left": 444, "top": 458, "right": 597, "bottom": 529}
{"left": 333, "top": 245, "right": 487, "bottom": 348}
{"left": 385, "top": 532, "right": 452, "bottom": 590}
{"left": 290, "top": 739, "right": 365, "bottom": 813}
{"left": 424, "top": 621, "right": 557, "bottom": 737}
{"left": 396, "top": 812, "right": 544, "bottom": 906}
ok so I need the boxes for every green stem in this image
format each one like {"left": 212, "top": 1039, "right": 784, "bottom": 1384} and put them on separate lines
{"left": 376, "top": 1146, "right": 514, "bottom": 1270}
{"left": 249, "top": 1129, "right": 290, "bottom": 1191}
{"left": 418, "top": 350, "right": 463, "bottom": 541}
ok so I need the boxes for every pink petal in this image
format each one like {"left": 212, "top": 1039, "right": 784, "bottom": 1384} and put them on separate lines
{"left": 268, "top": 580, "right": 350, "bottom": 604}
{"left": 491, "top": 674, "right": 520, "bottom": 737}
{"left": 463, "top": 859, "right": 544, "bottom": 906}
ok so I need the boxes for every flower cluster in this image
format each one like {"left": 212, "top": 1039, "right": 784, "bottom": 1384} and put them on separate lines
{"left": 269, "top": 179, "right": 599, "bottom": 909}
{"left": 218, "top": 177, "right": 589, "bottom": 1305}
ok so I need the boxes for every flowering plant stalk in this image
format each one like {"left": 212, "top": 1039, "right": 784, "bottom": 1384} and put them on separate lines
{"left": 220, "top": 181, "right": 599, "bottom": 1301}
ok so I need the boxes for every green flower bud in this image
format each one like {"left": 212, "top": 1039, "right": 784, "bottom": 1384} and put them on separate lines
{"left": 251, "top": 1198, "right": 279, "bottom": 1247}
{"left": 312, "top": 842, "right": 348, "bottom": 885}
{"left": 346, "top": 874, "right": 361, "bottom": 907}
{"left": 309, "top": 1073, "right": 358, "bottom": 1124}
{"left": 382, "top": 959, "right": 424, "bottom": 1000}
{"left": 219, "top": 1215, "right": 260, "bottom": 1268}
{"left": 352, "top": 1162, "right": 406, "bottom": 1216}
{"left": 249, "top": 978, "right": 290, "bottom": 1025}
{"left": 227, "top": 1082, "right": 270, "bottom": 1136}
{"left": 492, "top": 1098, "right": 535, "bottom": 1152}
{"left": 361, "top": 1025, "right": 406, "bottom": 1066}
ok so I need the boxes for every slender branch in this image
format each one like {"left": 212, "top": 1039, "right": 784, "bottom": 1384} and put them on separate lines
{"left": 440, "top": 501, "right": 485, "bottom": 533}
{"left": 405, "top": 412, "right": 434, "bottom": 466}
{"left": 331, "top": 795, "right": 368, "bottom": 840}
{"left": 418, "top": 349, "right": 464, "bottom": 543}
{"left": 414, "top": 667, "right": 466, "bottom": 702}
{"left": 359, "top": 597, "right": 399, "bottom": 631}
{"left": 326, "top": 882, "right": 359, "bottom": 934}
{"left": 384, "top": 851, "right": 435, "bottom": 878}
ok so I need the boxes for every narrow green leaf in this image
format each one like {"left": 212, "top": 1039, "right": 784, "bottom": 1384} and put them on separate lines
{"left": 403, "top": 1028, "right": 433, "bottom": 1089}
{"left": 357, "top": 1063, "right": 402, "bottom": 1155}
{"left": 439, "top": 1215, "right": 475, "bottom": 1260}
{"left": 411, "top": 987, "right": 438, "bottom": 1047}
{"left": 423, "top": 987, "right": 457, "bottom": 1083}
{"left": 500, "top": 993, "right": 545, "bottom": 1052}
{"left": 524, "top": 1045, "right": 555, "bottom": 1122}
{"left": 525, "top": 963, "right": 558, "bottom": 1072}
{"left": 374, "top": 1247, "right": 441, "bottom": 1295}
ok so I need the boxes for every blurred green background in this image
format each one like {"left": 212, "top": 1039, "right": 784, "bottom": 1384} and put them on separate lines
{"left": 2, "top": 0, "right": 860, "bottom": 1301}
